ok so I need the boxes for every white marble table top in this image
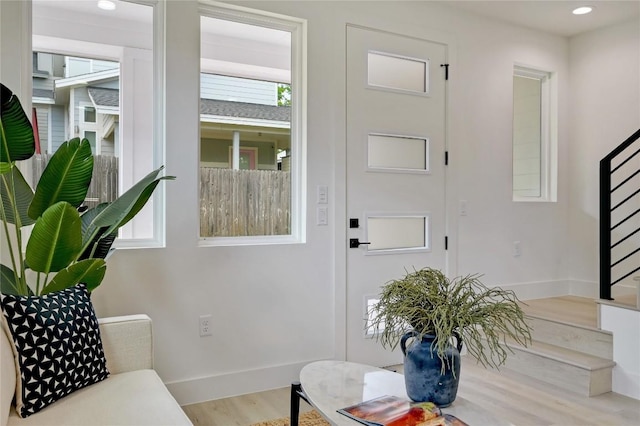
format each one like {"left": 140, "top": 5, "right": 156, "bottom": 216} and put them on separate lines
{"left": 300, "top": 360, "right": 512, "bottom": 426}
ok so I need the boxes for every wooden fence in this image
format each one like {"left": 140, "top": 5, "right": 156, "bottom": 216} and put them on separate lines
{"left": 31, "top": 157, "right": 291, "bottom": 237}
{"left": 200, "top": 168, "right": 291, "bottom": 237}
{"left": 32, "top": 154, "right": 118, "bottom": 209}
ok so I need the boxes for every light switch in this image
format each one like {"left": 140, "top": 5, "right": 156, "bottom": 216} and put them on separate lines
{"left": 317, "top": 185, "right": 328, "bottom": 204}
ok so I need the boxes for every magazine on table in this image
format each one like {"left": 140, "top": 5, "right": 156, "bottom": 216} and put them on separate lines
{"left": 337, "top": 395, "right": 469, "bottom": 426}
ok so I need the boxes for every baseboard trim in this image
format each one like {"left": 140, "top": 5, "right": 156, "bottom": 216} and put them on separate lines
{"left": 568, "top": 279, "right": 599, "bottom": 298}
{"left": 498, "top": 279, "right": 620, "bottom": 300}
{"left": 567, "top": 279, "right": 636, "bottom": 299}
{"left": 166, "top": 360, "right": 317, "bottom": 406}
{"left": 613, "top": 369, "right": 640, "bottom": 400}
{"left": 498, "top": 280, "right": 571, "bottom": 300}
{"left": 600, "top": 304, "right": 640, "bottom": 401}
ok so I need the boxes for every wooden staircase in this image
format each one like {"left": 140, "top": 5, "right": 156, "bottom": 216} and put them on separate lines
{"left": 497, "top": 296, "right": 615, "bottom": 396}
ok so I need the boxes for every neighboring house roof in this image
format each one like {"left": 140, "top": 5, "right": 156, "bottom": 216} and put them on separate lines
{"left": 200, "top": 99, "right": 290, "bottom": 123}
{"left": 86, "top": 86, "right": 291, "bottom": 123}
{"left": 88, "top": 87, "right": 119, "bottom": 108}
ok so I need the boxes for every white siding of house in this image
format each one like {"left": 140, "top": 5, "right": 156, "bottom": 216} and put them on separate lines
{"left": 93, "top": 80, "right": 119, "bottom": 90}
{"left": 32, "top": 75, "right": 54, "bottom": 92}
{"left": 35, "top": 52, "right": 53, "bottom": 74}
{"left": 200, "top": 73, "right": 277, "bottom": 105}
{"left": 50, "top": 105, "right": 65, "bottom": 152}
{"left": 92, "top": 59, "right": 119, "bottom": 73}
{"left": 66, "top": 57, "right": 118, "bottom": 77}
{"left": 33, "top": 104, "right": 66, "bottom": 154}
{"left": 66, "top": 57, "right": 91, "bottom": 77}
{"left": 35, "top": 105, "right": 49, "bottom": 149}
{"left": 73, "top": 88, "right": 91, "bottom": 133}
{"left": 100, "top": 137, "right": 115, "bottom": 156}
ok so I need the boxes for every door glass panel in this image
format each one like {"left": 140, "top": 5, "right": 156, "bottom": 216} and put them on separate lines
{"left": 366, "top": 216, "right": 428, "bottom": 251}
{"left": 368, "top": 134, "right": 428, "bottom": 171}
{"left": 367, "top": 51, "right": 428, "bottom": 93}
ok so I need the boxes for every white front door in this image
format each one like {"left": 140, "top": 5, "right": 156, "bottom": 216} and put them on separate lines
{"left": 346, "top": 25, "right": 448, "bottom": 367}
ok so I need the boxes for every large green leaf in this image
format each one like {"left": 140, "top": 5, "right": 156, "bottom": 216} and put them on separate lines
{"left": 0, "top": 165, "right": 35, "bottom": 226}
{"left": 79, "top": 203, "right": 116, "bottom": 260}
{"left": 84, "top": 166, "right": 174, "bottom": 241}
{"left": 0, "top": 83, "right": 35, "bottom": 164}
{"left": 26, "top": 202, "right": 82, "bottom": 273}
{"left": 80, "top": 232, "right": 117, "bottom": 260}
{"left": 28, "top": 138, "right": 93, "bottom": 219}
{"left": 0, "top": 264, "right": 23, "bottom": 295}
{"left": 41, "top": 258, "right": 106, "bottom": 295}
{"left": 80, "top": 202, "right": 109, "bottom": 247}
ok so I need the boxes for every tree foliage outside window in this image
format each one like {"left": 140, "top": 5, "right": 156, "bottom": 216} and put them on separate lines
{"left": 277, "top": 84, "right": 291, "bottom": 106}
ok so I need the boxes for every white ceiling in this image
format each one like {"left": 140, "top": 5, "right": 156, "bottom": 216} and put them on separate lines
{"left": 442, "top": 0, "right": 640, "bottom": 37}
{"left": 34, "top": 0, "right": 640, "bottom": 38}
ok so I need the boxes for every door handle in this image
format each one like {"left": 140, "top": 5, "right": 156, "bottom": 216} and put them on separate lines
{"left": 349, "top": 238, "right": 371, "bottom": 249}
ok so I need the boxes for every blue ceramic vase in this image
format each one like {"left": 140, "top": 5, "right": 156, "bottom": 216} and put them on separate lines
{"left": 400, "top": 331, "right": 462, "bottom": 407}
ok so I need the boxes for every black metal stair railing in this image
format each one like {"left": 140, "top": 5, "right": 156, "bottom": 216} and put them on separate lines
{"left": 600, "top": 128, "right": 640, "bottom": 300}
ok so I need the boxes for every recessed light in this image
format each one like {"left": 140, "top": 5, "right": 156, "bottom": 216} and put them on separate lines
{"left": 97, "top": 0, "right": 116, "bottom": 11}
{"left": 572, "top": 6, "right": 593, "bottom": 15}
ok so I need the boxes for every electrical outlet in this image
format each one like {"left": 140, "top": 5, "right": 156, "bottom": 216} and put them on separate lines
{"left": 513, "top": 241, "right": 521, "bottom": 257}
{"left": 317, "top": 206, "right": 328, "bottom": 225}
{"left": 460, "top": 200, "right": 468, "bottom": 216}
{"left": 199, "top": 314, "right": 212, "bottom": 337}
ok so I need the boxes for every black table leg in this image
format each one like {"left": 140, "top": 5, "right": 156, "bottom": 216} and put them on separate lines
{"left": 290, "top": 381, "right": 309, "bottom": 426}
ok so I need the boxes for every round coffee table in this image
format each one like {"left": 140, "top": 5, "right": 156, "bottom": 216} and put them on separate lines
{"left": 292, "top": 360, "right": 511, "bottom": 425}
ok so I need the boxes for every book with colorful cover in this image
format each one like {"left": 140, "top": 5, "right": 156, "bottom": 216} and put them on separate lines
{"left": 337, "top": 395, "right": 469, "bottom": 426}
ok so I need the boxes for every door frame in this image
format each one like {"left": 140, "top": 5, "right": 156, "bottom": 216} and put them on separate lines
{"left": 334, "top": 22, "right": 459, "bottom": 361}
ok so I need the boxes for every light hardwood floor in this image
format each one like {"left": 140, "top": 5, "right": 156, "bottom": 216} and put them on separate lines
{"left": 182, "top": 357, "right": 640, "bottom": 426}
{"left": 183, "top": 296, "right": 640, "bottom": 426}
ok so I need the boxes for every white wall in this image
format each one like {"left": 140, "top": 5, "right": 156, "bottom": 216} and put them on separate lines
{"left": 439, "top": 4, "right": 570, "bottom": 290}
{"left": 600, "top": 303, "right": 640, "bottom": 399}
{"left": 568, "top": 19, "right": 640, "bottom": 399}
{"left": 117, "top": 0, "right": 570, "bottom": 404}
{"left": 6, "top": 0, "right": 632, "bottom": 405}
{"left": 568, "top": 19, "right": 640, "bottom": 294}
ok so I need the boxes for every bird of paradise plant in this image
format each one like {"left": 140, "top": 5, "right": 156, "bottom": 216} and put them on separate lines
{"left": 0, "top": 82, "right": 174, "bottom": 296}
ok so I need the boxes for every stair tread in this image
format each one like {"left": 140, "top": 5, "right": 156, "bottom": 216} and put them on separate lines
{"left": 502, "top": 336, "right": 616, "bottom": 371}
{"left": 524, "top": 313, "right": 612, "bottom": 334}
{"left": 519, "top": 296, "right": 598, "bottom": 328}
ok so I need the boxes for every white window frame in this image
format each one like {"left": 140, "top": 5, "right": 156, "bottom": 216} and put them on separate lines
{"left": 198, "top": 1, "right": 307, "bottom": 247}
{"left": 512, "top": 65, "right": 557, "bottom": 202}
{"left": 31, "top": 0, "right": 168, "bottom": 248}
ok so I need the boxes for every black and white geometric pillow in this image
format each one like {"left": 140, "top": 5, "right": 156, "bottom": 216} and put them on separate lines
{"left": 0, "top": 284, "right": 109, "bottom": 418}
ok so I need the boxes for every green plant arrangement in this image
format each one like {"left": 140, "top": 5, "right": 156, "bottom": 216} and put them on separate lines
{"left": 0, "top": 82, "right": 174, "bottom": 296}
{"left": 369, "top": 267, "right": 532, "bottom": 373}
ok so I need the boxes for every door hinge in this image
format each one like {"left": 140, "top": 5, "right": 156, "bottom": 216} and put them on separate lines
{"left": 445, "top": 236, "right": 448, "bottom": 250}
{"left": 445, "top": 151, "right": 449, "bottom": 166}
{"left": 440, "top": 63, "right": 449, "bottom": 80}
